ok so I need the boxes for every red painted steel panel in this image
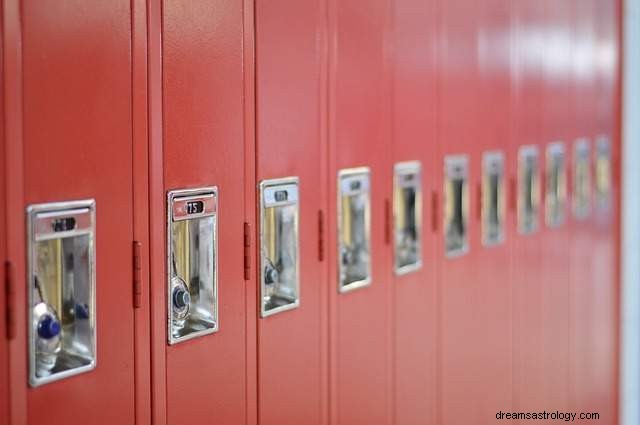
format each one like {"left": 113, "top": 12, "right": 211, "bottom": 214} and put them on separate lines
{"left": 327, "top": 0, "right": 393, "bottom": 424}
{"left": 436, "top": 1, "right": 489, "bottom": 423}
{"left": 146, "top": 1, "right": 167, "bottom": 424}
{"left": 392, "top": 0, "right": 437, "bottom": 424}
{"left": 568, "top": 1, "right": 600, "bottom": 423}
{"left": 511, "top": 2, "right": 546, "bottom": 421}
{"left": 161, "top": 1, "right": 248, "bottom": 424}
{"left": 0, "top": 4, "right": 8, "bottom": 420}
{"left": 131, "top": 0, "right": 151, "bottom": 423}
{"left": 474, "top": 0, "right": 514, "bottom": 421}
{"left": 20, "top": 1, "right": 135, "bottom": 424}
{"left": 254, "top": 1, "right": 328, "bottom": 424}
{"left": 3, "top": 0, "right": 26, "bottom": 423}
{"left": 588, "top": 2, "right": 620, "bottom": 423}
{"left": 243, "top": 1, "right": 259, "bottom": 425}
{"left": 539, "top": 0, "right": 572, "bottom": 414}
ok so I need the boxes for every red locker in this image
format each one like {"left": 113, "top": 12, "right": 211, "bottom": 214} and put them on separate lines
{"left": 511, "top": 0, "right": 546, "bottom": 420}
{"left": 474, "top": 0, "right": 513, "bottom": 420}
{"left": 0, "top": 14, "right": 8, "bottom": 420}
{"left": 327, "top": 0, "right": 393, "bottom": 424}
{"left": 392, "top": 0, "right": 437, "bottom": 423}
{"left": 588, "top": 1, "right": 621, "bottom": 423}
{"left": 539, "top": 0, "right": 572, "bottom": 413}
{"left": 254, "top": 1, "right": 328, "bottom": 424}
{"left": 5, "top": 1, "right": 137, "bottom": 424}
{"left": 436, "top": 1, "right": 484, "bottom": 423}
{"left": 2, "top": 2, "right": 22, "bottom": 423}
{"left": 153, "top": 1, "right": 251, "bottom": 424}
{"left": 568, "top": 0, "right": 600, "bottom": 421}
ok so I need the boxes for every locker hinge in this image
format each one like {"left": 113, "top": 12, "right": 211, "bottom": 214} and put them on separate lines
{"left": 5, "top": 261, "right": 15, "bottom": 340}
{"left": 431, "top": 190, "right": 439, "bottom": 233}
{"left": 243, "top": 223, "right": 251, "bottom": 280}
{"left": 132, "top": 241, "right": 142, "bottom": 309}
{"left": 384, "top": 199, "right": 392, "bottom": 245}
{"left": 318, "top": 210, "right": 325, "bottom": 262}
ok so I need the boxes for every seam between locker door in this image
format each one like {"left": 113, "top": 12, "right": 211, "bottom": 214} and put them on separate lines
{"left": 386, "top": 0, "right": 396, "bottom": 424}
{"left": 434, "top": 0, "right": 444, "bottom": 422}
{"left": 251, "top": 1, "right": 261, "bottom": 423}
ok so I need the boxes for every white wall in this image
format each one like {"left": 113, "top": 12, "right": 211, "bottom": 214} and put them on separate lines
{"left": 621, "top": 0, "right": 640, "bottom": 424}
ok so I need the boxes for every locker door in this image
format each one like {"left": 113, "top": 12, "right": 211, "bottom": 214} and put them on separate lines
{"left": 392, "top": 0, "right": 437, "bottom": 423}
{"left": 568, "top": 0, "right": 598, "bottom": 420}
{"left": 159, "top": 1, "right": 248, "bottom": 424}
{"left": 437, "top": 1, "right": 483, "bottom": 423}
{"left": 511, "top": 1, "right": 546, "bottom": 421}
{"left": 540, "top": 0, "right": 572, "bottom": 412}
{"left": 0, "top": 30, "right": 7, "bottom": 423}
{"left": 14, "top": 1, "right": 136, "bottom": 424}
{"left": 474, "top": 0, "right": 513, "bottom": 420}
{"left": 590, "top": 2, "right": 620, "bottom": 423}
{"left": 328, "top": 1, "right": 393, "bottom": 424}
{"left": 254, "top": 1, "right": 328, "bottom": 425}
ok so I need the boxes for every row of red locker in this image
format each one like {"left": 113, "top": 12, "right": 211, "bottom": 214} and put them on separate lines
{"left": 0, "top": 0, "right": 620, "bottom": 424}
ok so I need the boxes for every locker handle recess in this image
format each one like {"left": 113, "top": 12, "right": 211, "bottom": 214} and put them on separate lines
{"left": 595, "top": 136, "right": 612, "bottom": 212}
{"left": 573, "top": 139, "right": 591, "bottom": 220}
{"left": 393, "top": 161, "right": 422, "bottom": 275}
{"left": 518, "top": 146, "right": 540, "bottom": 235}
{"left": 167, "top": 187, "right": 219, "bottom": 345}
{"left": 444, "top": 156, "right": 469, "bottom": 257}
{"left": 27, "top": 200, "right": 97, "bottom": 387}
{"left": 338, "top": 167, "right": 372, "bottom": 293}
{"left": 259, "top": 177, "right": 300, "bottom": 318}
{"left": 545, "top": 143, "right": 567, "bottom": 228}
{"left": 482, "top": 151, "right": 505, "bottom": 246}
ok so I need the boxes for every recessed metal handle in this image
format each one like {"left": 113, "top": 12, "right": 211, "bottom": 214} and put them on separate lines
{"left": 167, "top": 187, "right": 219, "bottom": 345}
{"left": 27, "top": 199, "right": 97, "bottom": 387}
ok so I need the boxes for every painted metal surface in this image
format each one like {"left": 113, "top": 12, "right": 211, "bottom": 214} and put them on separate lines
{"left": 511, "top": 2, "right": 547, "bottom": 421}
{"left": 392, "top": 1, "right": 437, "bottom": 424}
{"left": 255, "top": 2, "right": 328, "bottom": 424}
{"left": 589, "top": 1, "right": 621, "bottom": 423}
{"left": 0, "top": 1, "right": 623, "bottom": 424}
{"left": 327, "top": 0, "right": 393, "bottom": 424}
{"left": 131, "top": 0, "right": 152, "bottom": 423}
{"left": 16, "top": 1, "right": 136, "bottom": 423}
{"left": 539, "top": 2, "right": 572, "bottom": 416}
{"left": 0, "top": 5, "right": 8, "bottom": 419}
{"left": 158, "top": 1, "right": 249, "bottom": 424}
{"left": 474, "top": 1, "right": 514, "bottom": 422}
{"left": 3, "top": 0, "right": 26, "bottom": 423}
{"left": 436, "top": 1, "right": 488, "bottom": 423}
{"left": 568, "top": 0, "right": 600, "bottom": 422}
